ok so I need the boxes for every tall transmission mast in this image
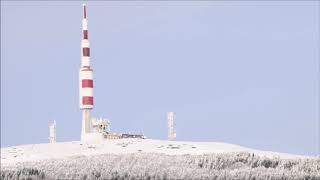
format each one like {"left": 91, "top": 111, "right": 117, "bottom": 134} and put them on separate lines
{"left": 80, "top": 3, "right": 94, "bottom": 141}
{"left": 167, "top": 112, "right": 176, "bottom": 140}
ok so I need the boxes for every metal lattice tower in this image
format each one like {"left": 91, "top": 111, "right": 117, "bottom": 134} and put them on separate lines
{"left": 167, "top": 112, "right": 176, "bottom": 140}
{"left": 49, "top": 120, "right": 56, "bottom": 143}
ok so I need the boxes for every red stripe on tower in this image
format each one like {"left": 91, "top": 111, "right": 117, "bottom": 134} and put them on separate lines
{"left": 83, "top": 30, "right": 88, "bottom": 39}
{"left": 83, "top": 47, "right": 90, "bottom": 56}
{"left": 82, "top": 79, "right": 93, "bottom": 88}
{"left": 82, "top": 96, "right": 93, "bottom": 105}
{"left": 83, "top": 4, "right": 87, "bottom": 19}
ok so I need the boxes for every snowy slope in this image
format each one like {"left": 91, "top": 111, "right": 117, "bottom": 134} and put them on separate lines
{"left": 1, "top": 139, "right": 308, "bottom": 166}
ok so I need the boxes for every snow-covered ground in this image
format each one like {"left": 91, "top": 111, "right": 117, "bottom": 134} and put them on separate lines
{"left": 1, "top": 139, "right": 319, "bottom": 180}
{"left": 1, "top": 139, "right": 309, "bottom": 166}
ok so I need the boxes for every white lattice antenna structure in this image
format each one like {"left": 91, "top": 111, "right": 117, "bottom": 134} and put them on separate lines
{"left": 167, "top": 112, "right": 176, "bottom": 140}
{"left": 49, "top": 120, "right": 56, "bottom": 143}
{"left": 91, "top": 117, "right": 110, "bottom": 133}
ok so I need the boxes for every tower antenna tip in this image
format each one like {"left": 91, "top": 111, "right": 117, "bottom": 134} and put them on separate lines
{"left": 82, "top": 3, "right": 87, "bottom": 19}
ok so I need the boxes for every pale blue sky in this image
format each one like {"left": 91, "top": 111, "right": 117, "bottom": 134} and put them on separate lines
{"left": 1, "top": 1, "right": 319, "bottom": 156}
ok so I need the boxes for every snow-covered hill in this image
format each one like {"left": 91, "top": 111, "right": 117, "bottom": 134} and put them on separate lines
{"left": 0, "top": 139, "right": 307, "bottom": 165}
{"left": 1, "top": 139, "right": 319, "bottom": 180}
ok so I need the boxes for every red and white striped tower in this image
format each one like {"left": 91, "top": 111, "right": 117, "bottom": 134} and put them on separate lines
{"left": 80, "top": 3, "right": 94, "bottom": 140}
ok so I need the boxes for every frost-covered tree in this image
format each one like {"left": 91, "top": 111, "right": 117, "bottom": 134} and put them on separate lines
{"left": 1, "top": 152, "right": 319, "bottom": 180}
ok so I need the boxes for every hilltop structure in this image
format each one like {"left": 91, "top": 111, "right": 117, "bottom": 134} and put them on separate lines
{"left": 79, "top": 3, "right": 94, "bottom": 142}
{"left": 167, "top": 112, "right": 176, "bottom": 140}
{"left": 79, "top": 3, "right": 145, "bottom": 143}
{"left": 48, "top": 121, "right": 56, "bottom": 143}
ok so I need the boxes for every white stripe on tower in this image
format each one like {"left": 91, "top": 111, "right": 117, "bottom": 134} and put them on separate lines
{"left": 80, "top": 3, "right": 93, "bottom": 140}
